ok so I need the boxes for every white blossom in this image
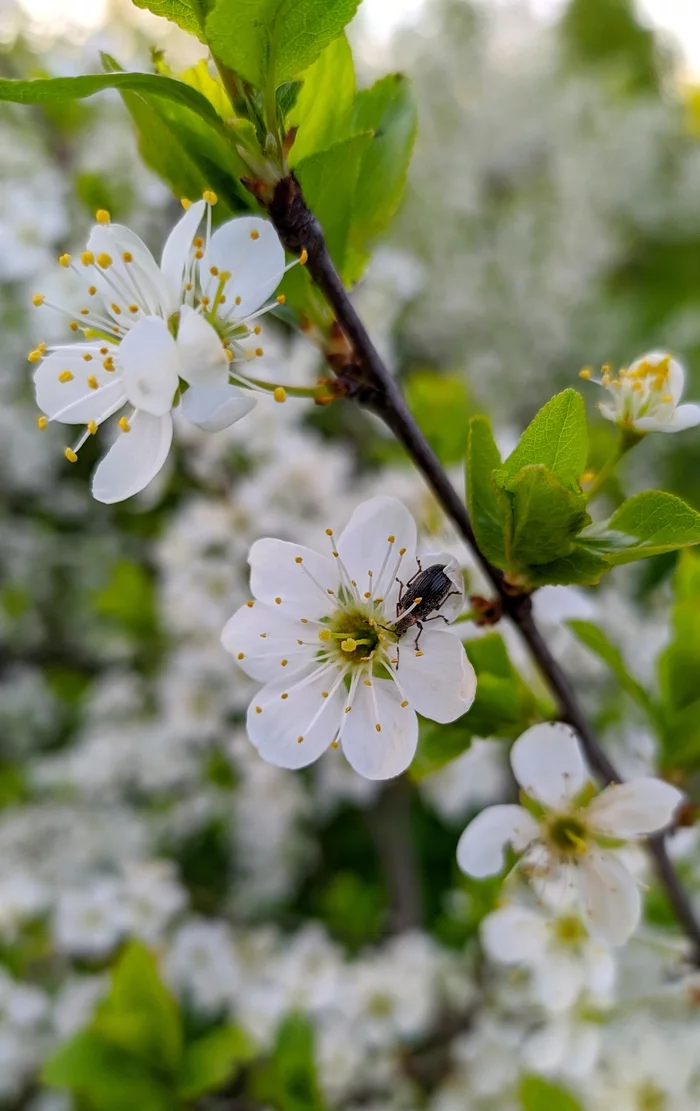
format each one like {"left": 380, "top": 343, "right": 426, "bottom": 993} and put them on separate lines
{"left": 582, "top": 351, "right": 700, "bottom": 434}
{"left": 222, "top": 496, "right": 476, "bottom": 780}
{"left": 32, "top": 198, "right": 287, "bottom": 502}
{"left": 456, "top": 722, "right": 683, "bottom": 945}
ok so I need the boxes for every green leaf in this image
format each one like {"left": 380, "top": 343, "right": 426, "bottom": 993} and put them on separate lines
{"left": 180, "top": 57, "right": 233, "bottom": 119}
{"left": 250, "top": 1016, "right": 325, "bottom": 1111}
{"left": 466, "top": 415, "right": 509, "bottom": 569}
{"left": 508, "top": 465, "right": 590, "bottom": 567}
{"left": 288, "top": 35, "right": 355, "bottom": 163}
{"left": 499, "top": 389, "right": 588, "bottom": 489}
{"left": 0, "top": 72, "right": 227, "bottom": 133}
{"left": 96, "top": 943, "right": 182, "bottom": 1074}
{"left": 42, "top": 1030, "right": 173, "bottom": 1111}
{"left": 131, "top": 0, "right": 209, "bottom": 37}
{"left": 519, "top": 1075, "right": 584, "bottom": 1111}
{"left": 661, "top": 699, "right": 700, "bottom": 770}
{"left": 178, "top": 1025, "right": 257, "bottom": 1099}
{"left": 206, "top": 0, "right": 362, "bottom": 89}
{"left": 344, "top": 73, "right": 417, "bottom": 282}
{"left": 295, "top": 133, "right": 372, "bottom": 272}
{"left": 411, "top": 719, "right": 473, "bottom": 780}
{"left": 658, "top": 551, "right": 700, "bottom": 716}
{"left": 520, "top": 544, "right": 610, "bottom": 588}
{"left": 567, "top": 619, "right": 660, "bottom": 726}
{"left": 463, "top": 634, "right": 536, "bottom": 737}
{"left": 407, "top": 371, "right": 471, "bottom": 465}
{"left": 601, "top": 490, "right": 700, "bottom": 565}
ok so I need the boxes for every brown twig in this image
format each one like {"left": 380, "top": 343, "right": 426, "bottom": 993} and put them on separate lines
{"left": 261, "top": 173, "right": 700, "bottom": 965}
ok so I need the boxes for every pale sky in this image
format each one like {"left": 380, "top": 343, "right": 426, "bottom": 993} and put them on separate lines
{"left": 16, "top": 0, "right": 700, "bottom": 78}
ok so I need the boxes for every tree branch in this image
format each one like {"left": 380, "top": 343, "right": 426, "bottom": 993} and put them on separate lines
{"left": 264, "top": 174, "right": 700, "bottom": 965}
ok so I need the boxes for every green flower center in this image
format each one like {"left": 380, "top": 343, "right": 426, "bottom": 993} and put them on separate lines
{"left": 552, "top": 914, "right": 587, "bottom": 947}
{"left": 637, "top": 1083, "right": 667, "bottom": 1111}
{"left": 547, "top": 815, "right": 589, "bottom": 855}
{"left": 321, "top": 605, "right": 385, "bottom": 665}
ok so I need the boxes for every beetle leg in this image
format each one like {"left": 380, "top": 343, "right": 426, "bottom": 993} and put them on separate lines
{"left": 413, "top": 621, "right": 424, "bottom": 652}
{"left": 396, "top": 577, "right": 406, "bottom": 607}
{"left": 423, "top": 614, "right": 451, "bottom": 626}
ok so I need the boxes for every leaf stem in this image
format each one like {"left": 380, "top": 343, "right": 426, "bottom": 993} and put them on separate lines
{"left": 584, "top": 430, "right": 641, "bottom": 502}
{"left": 263, "top": 173, "right": 700, "bottom": 966}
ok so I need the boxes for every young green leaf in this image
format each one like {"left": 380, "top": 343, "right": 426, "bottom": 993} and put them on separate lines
{"left": 568, "top": 618, "right": 660, "bottom": 726}
{"left": 519, "top": 1075, "right": 584, "bottom": 1111}
{"left": 410, "top": 719, "right": 473, "bottom": 780}
{"left": 508, "top": 465, "right": 590, "bottom": 567}
{"left": 603, "top": 490, "right": 700, "bottom": 565}
{"left": 499, "top": 389, "right": 588, "bottom": 489}
{"left": 178, "top": 1025, "right": 257, "bottom": 1099}
{"left": 462, "top": 634, "right": 537, "bottom": 737}
{"left": 466, "top": 415, "right": 509, "bottom": 568}
{"left": 205, "top": 0, "right": 362, "bottom": 90}
{"left": 295, "top": 133, "right": 373, "bottom": 272}
{"left": 97, "top": 942, "right": 182, "bottom": 1074}
{"left": 520, "top": 544, "right": 610, "bottom": 587}
{"left": 288, "top": 35, "right": 355, "bottom": 163}
{"left": 42, "top": 1030, "right": 173, "bottom": 1111}
{"left": 658, "top": 550, "right": 700, "bottom": 718}
{"left": 0, "top": 73, "right": 228, "bottom": 133}
{"left": 407, "top": 371, "right": 471, "bottom": 464}
{"left": 131, "top": 0, "right": 209, "bottom": 38}
{"left": 344, "top": 73, "right": 417, "bottom": 282}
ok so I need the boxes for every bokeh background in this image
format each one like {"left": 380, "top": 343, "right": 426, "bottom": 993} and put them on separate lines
{"left": 2, "top": 0, "right": 700, "bottom": 1108}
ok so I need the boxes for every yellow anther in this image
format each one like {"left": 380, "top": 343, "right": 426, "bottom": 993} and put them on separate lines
{"left": 118, "top": 416, "right": 131, "bottom": 433}
{"left": 255, "top": 347, "right": 264, "bottom": 357}
{"left": 299, "top": 248, "right": 308, "bottom": 265}
{"left": 579, "top": 368, "right": 592, "bottom": 380}
{"left": 297, "top": 736, "right": 304, "bottom": 744}
{"left": 250, "top": 228, "right": 260, "bottom": 240}
{"left": 295, "top": 556, "right": 303, "bottom": 564}
{"left": 210, "top": 266, "right": 219, "bottom": 277}
{"left": 661, "top": 394, "right": 673, "bottom": 403}
{"left": 326, "top": 529, "right": 334, "bottom": 536}
{"left": 58, "top": 370, "right": 74, "bottom": 383}
{"left": 96, "top": 253, "right": 112, "bottom": 269}
{"left": 345, "top": 706, "right": 352, "bottom": 714}
{"left": 253, "top": 325, "right": 262, "bottom": 335}
{"left": 87, "top": 420, "right": 98, "bottom": 435}
{"left": 193, "top": 237, "right": 204, "bottom": 248}
{"left": 318, "top": 630, "right": 331, "bottom": 643}
{"left": 82, "top": 353, "right": 93, "bottom": 362}
{"left": 81, "top": 251, "right": 94, "bottom": 266}
{"left": 195, "top": 250, "right": 203, "bottom": 260}
{"left": 276, "top": 294, "right": 286, "bottom": 304}
{"left": 400, "top": 700, "right": 408, "bottom": 708}
{"left": 88, "top": 286, "right": 97, "bottom": 296}
{"left": 364, "top": 592, "right": 371, "bottom": 599}
{"left": 281, "top": 692, "right": 289, "bottom": 700}
{"left": 415, "top": 650, "right": 424, "bottom": 657}
{"left": 331, "top": 740, "right": 339, "bottom": 748}
{"left": 69, "top": 321, "right": 79, "bottom": 331}
{"left": 273, "top": 387, "right": 287, "bottom": 403}
{"left": 122, "top": 252, "right": 133, "bottom": 263}
{"left": 129, "top": 304, "right": 139, "bottom": 314}
{"left": 237, "top": 652, "right": 244, "bottom": 660}
{"left": 64, "top": 447, "right": 78, "bottom": 463}
{"left": 36, "top": 415, "right": 48, "bottom": 430}
{"left": 341, "top": 638, "right": 357, "bottom": 652}
{"left": 80, "top": 309, "right": 89, "bottom": 315}
{"left": 95, "top": 209, "right": 110, "bottom": 224}
{"left": 281, "top": 659, "right": 288, "bottom": 667}
{"left": 200, "top": 296, "right": 210, "bottom": 308}
{"left": 363, "top": 679, "right": 372, "bottom": 687}
{"left": 103, "top": 357, "right": 115, "bottom": 371}
{"left": 27, "top": 349, "right": 42, "bottom": 364}
{"left": 322, "top": 691, "right": 329, "bottom": 699}
{"left": 399, "top": 547, "right": 407, "bottom": 556}
{"left": 203, "top": 189, "right": 218, "bottom": 205}
{"left": 181, "top": 197, "right": 192, "bottom": 210}
{"left": 235, "top": 295, "right": 242, "bottom": 305}
{"left": 246, "top": 600, "right": 254, "bottom": 608}
{"left": 86, "top": 375, "right": 98, "bottom": 390}
{"left": 375, "top": 724, "right": 381, "bottom": 732}
{"left": 415, "top": 597, "right": 423, "bottom": 605}
{"left": 32, "top": 294, "right": 44, "bottom": 307}
{"left": 224, "top": 348, "right": 234, "bottom": 362}
{"left": 387, "top": 535, "right": 395, "bottom": 543}
{"left": 255, "top": 705, "right": 262, "bottom": 714}
{"left": 275, "top": 596, "right": 282, "bottom": 605}
{"left": 58, "top": 253, "right": 71, "bottom": 267}
{"left": 111, "top": 303, "right": 121, "bottom": 315}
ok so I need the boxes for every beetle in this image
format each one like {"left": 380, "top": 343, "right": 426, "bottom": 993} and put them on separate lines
{"left": 394, "top": 559, "right": 461, "bottom": 652}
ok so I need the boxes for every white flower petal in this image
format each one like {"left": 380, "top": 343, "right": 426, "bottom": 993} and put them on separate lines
{"left": 248, "top": 538, "right": 338, "bottom": 619}
{"left": 181, "top": 383, "right": 256, "bottom": 432}
{"left": 456, "top": 805, "right": 539, "bottom": 878}
{"left": 629, "top": 351, "right": 684, "bottom": 406}
{"left": 660, "top": 403, "right": 700, "bottom": 432}
{"left": 418, "top": 550, "right": 465, "bottom": 622}
{"left": 91, "top": 411, "right": 173, "bottom": 504}
{"left": 532, "top": 952, "right": 584, "bottom": 1012}
{"left": 337, "top": 496, "right": 418, "bottom": 598}
{"left": 35, "top": 348, "right": 126, "bottom": 424}
{"left": 86, "top": 224, "right": 169, "bottom": 317}
{"left": 176, "top": 304, "right": 229, "bottom": 388}
{"left": 201, "top": 217, "right": 285, "bottom": 319}
{"left": 221, "top": 601, "right": 315, "bottom": 682}
{"left": 118, "top": 316, "right": 180, "bottom": 416}
{"left": 582, "top": 943, "right": 617, "bottom": 1001}
{"left": 341, "top": 678, "right": 418, "bottom": 780}
{"left": 246, "top": 664, "right": 344, "bottom": 770}
{"left": 576, "top": 851, "right": 640, "bottom": 946}
{"left": 160, "top": 199, "right": 206, "bottom": 309}
{"left": 587, "top": 777, "right": 683, "bottom": 838}
{"left": 393, "top": 627, "right": 475, "bottom": 722}
{"left": 510, "top": 722, "right": 588, "bottom": 810}
{"left": 480, "top": 905, "right": 548, "bottom": 965}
